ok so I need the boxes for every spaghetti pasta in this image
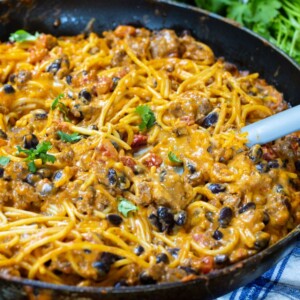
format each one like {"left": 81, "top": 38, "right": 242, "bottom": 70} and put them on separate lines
{"left": 0, "top": 25, "right": 299, "bottom": 287}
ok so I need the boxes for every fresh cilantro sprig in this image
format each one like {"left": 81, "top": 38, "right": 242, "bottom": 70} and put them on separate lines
{"left": 9, "top": 30, "right": 39, "bottom": 43}
{"left": 57, "top": 131, "right": 82, "bottom": 143}
{"left": 190, "top": 0, "right": 300, "bottom": 64}
{"left": 16, "top": 141, "right": 56, "bottom": 173}
{"left": 118, "top": 198, "right": 138, "bottom": 217}
{"left": 0, "top": 156, "right": 10, "bottom": 166}
{"left": 51, "top": 94, "right": 70, "bottom": 121}
{"left": 168, "top": 151, "right": 183, "bottom": 164}
{"left": 135, "top": 105, "right": 156, "bottom": 131}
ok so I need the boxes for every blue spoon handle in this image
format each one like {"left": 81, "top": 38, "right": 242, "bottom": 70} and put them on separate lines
{"left": 241, "top": 105, "right": 300, "bottom": 147}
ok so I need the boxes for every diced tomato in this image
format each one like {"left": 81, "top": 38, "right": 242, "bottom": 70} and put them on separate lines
{"left": 262, "top": 146, "right": 277, "bottom": 161}
{"left": 120, "top": 156, "right": 136, "bottom": 169}
{"left": 144, "top": 153, "right": 162, "bottom": 168}
{"left": 131, "top": 134, "right": 147, "bottom": 148}
{"left": 180, "top": 115, "right": 195, "bottom": 126}
{"left": 201, "top": 256, "right": 214, "bottom": 274}
{"left": 97, "top": 139, "right": 119, "bottom": 160}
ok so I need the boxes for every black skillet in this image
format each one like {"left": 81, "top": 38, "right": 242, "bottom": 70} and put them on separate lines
{"left": 0, "top": 0, "right": 299, "bottom": 299}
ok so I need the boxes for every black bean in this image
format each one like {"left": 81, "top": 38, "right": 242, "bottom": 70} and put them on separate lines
{"left": 84, "top": 249, "right": 92, "bottom": 254}
{"left": 53, "top": 170, "right": 63, "bottom": 181}
{"left": 46, "top": 59, "right": 62, "bottom": 75}
{"left": 89, "top": 124, "right": 99, "bottom": 131}
{"left": 159, "top": 169, "right": 167, "bottom": 182}
{"left": 148, "top": 213, "right": 162, "bottom": 231}
{"left": 268, "top": 160, "right": 280, "bottom": 169}
{"left": 35, "top": 112, "right": 48, "bottom": 120}
{"left": 25, "top": 173, "right": 42, "bottom": 186}
{"left": 0, "top": 168, "right": 4, "bottom": 178}
{"left": 3, "top": 84, "right": 15, "bottom": 94}
{"left": 39, "top": 182, "right": 54, "bottom": 196}
{"left": 139, "top": 272, "right": 157, "bottom": 285}
{"left": 256, "top": 162, "right": 269, "bottom": 173}
{"left": 212, "top": 229, "right": 223, "bottom": 240}
{"left": 168, "top": 248, "right": 180, "bottom": 257}
{"left": 202, "top": 112, "right": 218, "bottom": 128}
{"left": 37, "top": 168, "right": 52, "bottom": 179}
{"left": 114, "top": 279, "right": 128, "bottom": 288}
{"left": 205, "top": 211, "right": 214, "bottom": 223}
{"left": 156, "top": 253, "right": 169, "bottom": 264}
{"left": 174, "top": 211, "right": 187, "bottom": 226}
{"left": 118, "top": 174, "right": 130, "bottom": 190}
{"left": 0, "top": 129, "right": 7, "bottom": 139}
{"left": 238, "top": 202, "right": 256, "bottom": 214}
{"left": 295, "top": 160, "right": 300, "bottom": 172}
{"left": 23, "top": 134, "right": 39, "bottom": 149}
{"left": 186, "top": 162, "right": 196, "bottom": 174}
{"left": 66, "top": 75, "right": 72, "bottom": 85}
{"left": 214, "top": 254, "right": 229, "bottom": 265}
{"left": 107, "top": 168, "right": 117, "bottom": 186}
{"left": 111, "top": 77, "right": 120, "bottom": 91}
{"left": 283, "top": 198, "right": 292, "bottom": 211}
{"left": 107, "top": 214, "right": 123, "bottom": 226}
{"left": 262, "top": 211, "right": 270, "bottom": 225}
{"left": 101, "top": 252, "right": 120, "bottom": 265}
{"left": 179, "top": 266, "right": 198, "bottom": 275}
{"left": 9, "top": 74, "right": 16, "bottom": 83}
{"left": 255, "top": 162, "right": 269, "bottom": 173}
{"left": 79, "top": 89, "right": 92, "bottom": 103}
{"left": 254, "top": 232, "right": 270, "bottom": 250}
{"left": 93, "top": 261, "right": 110, "bottom": 276}
{"left": 248, "top": 145, "right": 263, "bottom": 163}
{"left": 208, "top": 183, "right": 226, "bottom": 194}
{"left": 218, "top": 207, "right": 233, "bottom": 228}
{"left": 275, "top": 184, "right": 284, "bottom": 193}
{"left": 134, "top": 245, "right": 145, "bottom": 256}
{"left": 157, "top": 206, "right": 173, "bottom": 224}
{"left": 157, "top": 206, "right": 174, "bottom": 232}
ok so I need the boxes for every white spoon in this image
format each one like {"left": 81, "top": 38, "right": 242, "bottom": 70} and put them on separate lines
{"left": 241, "top": 105, "right": 300, "bottom": 147}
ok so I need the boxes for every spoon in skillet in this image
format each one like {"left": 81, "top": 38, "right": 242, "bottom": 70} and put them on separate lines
{"left": 241, "top": 105, "right": 300, "bottom": 147}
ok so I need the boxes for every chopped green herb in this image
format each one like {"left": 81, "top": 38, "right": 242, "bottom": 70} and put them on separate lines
{"left": 28, "top": 161, "right": 37, "bottom": 173}
{"left": 135, "top": 105, "right": 156, "bottom": 131}
{"left": 118, "top": 198, "right": 138, "bottom": 217}
{"left": 16, "top": 141, "right": 56, "bottom": 173}
{"left": 57, "top": 131, "right": 81, "bottom": 143}
{"left": 9, "top": 30, "right": 39, "bottom": 43}
{"left": 51, "top": 94, "right": 69, "bottom": 121}
{"left": 168, "top": 151, "right": 183, "bottom": 164}
{"left": 0, "top": 156, "right": 10, "bottom": 166}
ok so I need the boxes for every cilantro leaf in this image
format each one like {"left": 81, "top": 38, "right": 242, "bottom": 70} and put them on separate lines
{"left": 51, "top": 94, "right": 64, "bottom": 110}
{"left": 168, "top": 151, "right": 183, "bottom": 164}
{"left": 0, "top": 156, "right": 10, "bottom": 166}
{"left": 135, "top": 105, "right": 156, "bottom": 131}
{"left": 57, "top": 131, "right": 81, "bottom": 143}
{"left": 16, "top": 141, "right": 56, "bottom": 173}
{"left": 28, "top": 161, "right": 37, "bottom": 173}
{"left": 9, "top": 30, "right": 39, "bottom": 43}
{"left": 51, "top": 94, "right": 70, "bottom": 121}
{"left": 118, "top": 198, "right": 138, "bottom": 217}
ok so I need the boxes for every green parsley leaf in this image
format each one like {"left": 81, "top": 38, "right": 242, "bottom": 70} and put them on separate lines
{"left": 135, "top": 105, "right": 156, "bottom": 131}
{"left": 16, "top": 141, "right": 56, "bottom": 172}
{"left": 168, "top": 151, "right": 183, "bottom": 164}
{"left": 9, "top": 30, "right": 39, "bottom": 43}
{"left": 118, "top": 198, "right": 138, "bottom": 217}
{"left": 57, "top": 131, "right": 82, "bottom": 143}
{"left": 0, "top": 156, "right": 10, "bottom": 166}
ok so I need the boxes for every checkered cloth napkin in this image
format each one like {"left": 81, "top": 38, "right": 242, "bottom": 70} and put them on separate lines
{"left": 218, "top": 236, "right": 300, "bottom": 300}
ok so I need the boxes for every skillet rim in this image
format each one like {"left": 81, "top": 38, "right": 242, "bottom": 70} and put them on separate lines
{"left": 0, "top": 0, "right": 299, "bottom": 295}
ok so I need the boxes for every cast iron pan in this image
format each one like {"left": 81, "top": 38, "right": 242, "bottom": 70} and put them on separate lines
{"left": 0, "top": 1, "right": 299, "bottom": 299}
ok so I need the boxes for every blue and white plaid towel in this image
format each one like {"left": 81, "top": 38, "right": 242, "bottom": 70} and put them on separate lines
{"left": 218, "top": 237, "right": 300, "bottom": 300}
